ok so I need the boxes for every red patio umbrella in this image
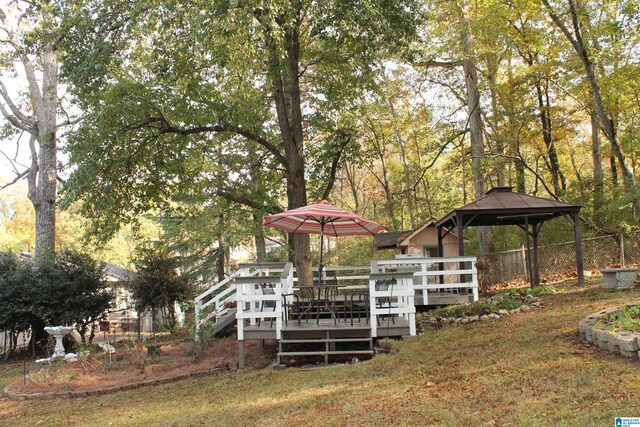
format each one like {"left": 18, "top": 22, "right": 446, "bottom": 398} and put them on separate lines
{"left": 262, "top": 200, "right": 386, "bottom": 279}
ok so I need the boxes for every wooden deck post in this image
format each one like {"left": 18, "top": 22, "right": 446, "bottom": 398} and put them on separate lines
{"left": 238, "top": 340, "right": 245, "bottom": 369}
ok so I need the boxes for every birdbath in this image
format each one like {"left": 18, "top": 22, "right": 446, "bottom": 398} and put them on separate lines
{"left": 44, "top": 326, "right": 73, "bottom": 359}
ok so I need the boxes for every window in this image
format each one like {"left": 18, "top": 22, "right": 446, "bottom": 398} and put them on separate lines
{"left": 423, "top": 246, "right": 439, "bottom": 258}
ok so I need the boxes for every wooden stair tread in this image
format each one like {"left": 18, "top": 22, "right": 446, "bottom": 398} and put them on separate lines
{"left": 277, "top": 350, "right": 373, "bottom": 357}
{"left": 280, "top": 338, "right": 372, "bottom": 344}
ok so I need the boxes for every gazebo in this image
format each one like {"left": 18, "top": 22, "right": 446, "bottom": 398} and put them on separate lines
{"left": 435, "top": 187, "right": 583, "bottom": 286}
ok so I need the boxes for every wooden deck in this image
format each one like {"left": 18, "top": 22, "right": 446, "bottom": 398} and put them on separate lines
{"left": 243, "top": 317, "right": 411, "bottom": 340}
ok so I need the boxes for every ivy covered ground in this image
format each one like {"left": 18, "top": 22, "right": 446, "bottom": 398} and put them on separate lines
{"left": 1, "top": 277, "right": 640, "bottom": 426}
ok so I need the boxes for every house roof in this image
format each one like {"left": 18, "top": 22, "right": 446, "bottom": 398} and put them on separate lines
{"left": 399, "top": 218, "right": 439, "bottom": 246}
{"left": 436, "top": 187, "right": 581, "bottom": 228}
{"left": 100, "top": 262, "right": 136, "bottom": 281}
{"left": 373, "top": 230, "right": 414, "bottom": 250}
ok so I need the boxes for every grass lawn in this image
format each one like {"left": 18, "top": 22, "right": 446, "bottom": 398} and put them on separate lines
{"left": 2, "top": 277, "right": 640, "bottom": 426}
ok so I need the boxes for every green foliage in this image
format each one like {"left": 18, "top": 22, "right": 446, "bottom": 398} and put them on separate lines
{"left": 128, "top": 247, "right": 195, "bottom": 330}
{"left": 504, "top": 285, "right": 559, "bottom": 299}
{"left": 0, "top": 252, "right": 37, "bottom": 358}
{"left": 0, "top": 249, "right": 113, "bottom": 358}
{"left": 35, "top": 250, "right": 113, "bottom": 343}
{"left": 57, "top": 0, "right": 423, "bottom": 256}
{"left": 427, "top": 286, "right": 547, "bottom": 319}
{"left": 599, "top": 305, "right": 640, "bottom": 333}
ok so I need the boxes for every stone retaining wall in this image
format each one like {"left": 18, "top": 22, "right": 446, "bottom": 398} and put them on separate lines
{"left": 579, "top": 303, "right": 640, "bottom": 359}
{"left": 3, "top": 366, "right": 232, "bottom": 401}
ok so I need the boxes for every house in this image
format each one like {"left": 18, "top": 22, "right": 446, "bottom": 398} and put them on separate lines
{"left": 374, "top": 219, "right": 460, "bottom": 258}
{"left": 101, "top": 262, "right": 185, "bottom": 334}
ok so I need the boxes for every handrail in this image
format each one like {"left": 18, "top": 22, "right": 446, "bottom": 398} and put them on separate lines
{"left": 236, "top": 262, "right": 293, "bottom": 341}
{"left": 196, "top": 256, "right": 478, "bottom": 341}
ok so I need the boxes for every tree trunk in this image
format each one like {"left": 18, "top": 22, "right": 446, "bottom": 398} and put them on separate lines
{"left": 253, "top": 213, "right": 267, "bottom": 262}
{"left": 32, "top": 43, "right": 58, "bottom": 263}
{"left": 389, "top": 101, "right": 416, "bottom": 229}
{"left": 216, "top": 213, "right": 225, "bottom": 281}
{"left": 486, "top": 61, "right": 506, "bottom": 187}
{"left": 459, "top": 4, "right": 494, "bottom": 255}
{"left": 534, "top": 79, "right": 565, "bottom": 196}
{"left": 591, "top": 112, "right": 604, "bottom": 227}
{"left": 544, "top": 0, "right": 637, "bottom": 212}
{"left": 569, "top": 151, "right": 584, "bottom": 198}
{"left": 270, "top": 8, "right": 312, "bottom": 285}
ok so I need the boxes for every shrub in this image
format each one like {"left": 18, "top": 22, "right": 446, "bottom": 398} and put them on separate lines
{"left": 0, "top": 252, "right": 36, "bottom": 359}
{"left": 129, "top": 247, "right": 195, "bottom": 330}
{"left": 36, "top": 250, "right": 113, "bottom": 343}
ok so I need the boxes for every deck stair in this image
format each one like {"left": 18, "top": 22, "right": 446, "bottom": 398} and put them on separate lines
{"left": 277, "top": 325, "right": 374, "bottom": 365}
{"left": 212, "top": 309, "right": 236, "bottom": 337}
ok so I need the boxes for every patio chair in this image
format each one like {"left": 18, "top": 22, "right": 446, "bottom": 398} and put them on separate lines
{"left": 374, "top": 279, "right": 396, "bottom": 326}
{"left": 282, "top": 286, "right": 317, "bottom": 326}
{"left": 257, "top": 281, "right": 277, "bottom": 328}
{"left": 345, "top": 289, "right": 370, "bottom": 326}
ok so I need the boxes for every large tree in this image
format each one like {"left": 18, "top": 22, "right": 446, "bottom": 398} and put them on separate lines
{"left": 59, "top": 0, "right": 420, "bottom": 283}
{"left": 0, "top": 1, "right": 70, "bottom": 263}
{"left": 542, "top": 0, "right": 639, "bottom": 213}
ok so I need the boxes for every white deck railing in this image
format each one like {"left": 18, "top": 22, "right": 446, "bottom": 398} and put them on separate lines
{"left": 369, "top": 272, "right": 416, "bottom": 338}
{"left": 194, "top": 262, "right": 290, "bottom": 341}
{"left": 194, "top": 256, "right": 477, "bottom": 341}
{"left": 235, "top": 262, "right": 294, "bottom": 340}
{"left": 194, "top": 272, "right": 241, "bottom": 342}
{"left": 372, "top": 256, "right": 478, "bottom": 305}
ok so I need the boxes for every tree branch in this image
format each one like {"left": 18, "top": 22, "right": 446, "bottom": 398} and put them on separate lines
{"left": 0, "top": 6, "right": 43, "bottom": 109}
{"left": 484, "top": 151, "right": 558, "bottom": 199}
{"left": 214, "top": 188, "right": 282, "bottom": 214}
{"left": 413, "top": 59, "right": 464, "bottom": 69}
{"left": 0, "top": 80, "right": 34, "bottom": 128}
{"left": 26, "top": 134, "right": 38, "bottom": 200}
{"left": 412, "top": 129, "right": 468, "bottom": 191}
{"left": 0, "top": 101, "right": 32, "bottom": 132}
{"left": 0, "top": 168, "right": 29, "bottom": 190}
{"left": 129, "top": 115, "right": 288, "bottom": 167}
{"left": 321, "top": 135, "right": 352, "bottom": 200}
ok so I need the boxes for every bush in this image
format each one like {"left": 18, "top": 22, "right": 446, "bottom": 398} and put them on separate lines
{"left": 0, "top": 252, "right": 36, "bottom": 359}
{"left": 36, "top": 250, "right": 113, "bottom": 343}
{"left": 129, "top": 247, "right": 195, "bottom": 330}
{"left": 0, "top": 250, "right": 114, "bottom": 359}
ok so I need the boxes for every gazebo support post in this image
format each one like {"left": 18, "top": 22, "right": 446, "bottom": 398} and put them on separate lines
{"left": 456, "top": 214, "right": 464, "bottom": 256}
{"left": 572, "top": 212, "right": 584, "bottom": 285}
{"left": 532, "top": 224, "right": 540, "bottom": 287}
{"left": 457, "top": 215, "right": 466, "bottom": 288}
{"left": 524, "top": 216, "right": 533, "bottom": 287}
{"left": 437, "top": 225, "right": 444, "bottom": 285}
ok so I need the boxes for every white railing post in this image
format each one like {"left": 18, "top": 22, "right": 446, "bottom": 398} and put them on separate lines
{"left": 471, "top": 259, "right": 479, "bottom": 301}
{"left": 421, "top": 262, "right": 428, "bottom": 305}
{"left": 195, "top": 299, "right": 202, "bottom": 342}
{"left": 369, "top": 275, "right": 377, "bottom": 338}
{"left": 236, "top": 280, "right": 244, "bottom": 341}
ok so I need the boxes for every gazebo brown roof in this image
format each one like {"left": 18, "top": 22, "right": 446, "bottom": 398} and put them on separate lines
{"left": 435, "top": 187, "right": 583, "bottom": 286}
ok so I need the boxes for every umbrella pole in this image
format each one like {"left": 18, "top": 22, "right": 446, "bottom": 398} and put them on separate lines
{"left": 318, "top": 224, "right": 325, "bottom": 325}
{"left": 319, "top": 223, "right": 324, "bottom": 285}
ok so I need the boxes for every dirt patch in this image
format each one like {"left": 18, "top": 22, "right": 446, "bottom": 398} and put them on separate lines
{"left": 8, "top": 335, "right": 273, "bottom": 395}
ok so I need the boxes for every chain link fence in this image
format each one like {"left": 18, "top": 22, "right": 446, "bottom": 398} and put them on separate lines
{"left": 479, "top": 232, "right": 640, "bottom": 287}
